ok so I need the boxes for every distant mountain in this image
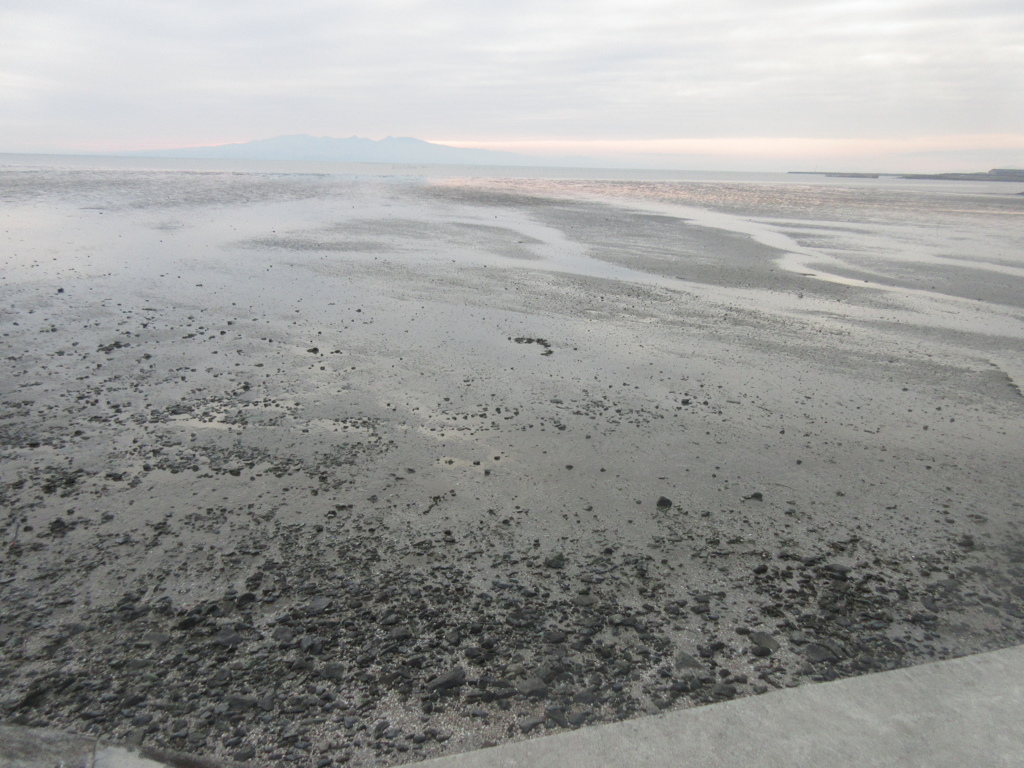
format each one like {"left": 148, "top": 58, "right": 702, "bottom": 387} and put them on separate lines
{"left": 123, "top": 134, "right": 561, "bottom": 167}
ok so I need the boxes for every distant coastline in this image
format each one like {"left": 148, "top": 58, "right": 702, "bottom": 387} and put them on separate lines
{"left": 791, "top": 168, "right": 1024, "bottom": 182}
{"left": 113, "top": 133, "right": 593, "bottom": 168}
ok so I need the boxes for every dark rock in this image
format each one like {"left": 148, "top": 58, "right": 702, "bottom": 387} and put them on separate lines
{"left": 427, "top": 666, "right": 467, "bottom": 690}
{"left": 543, "top": 629, "right": 567, "bottom": 644}
{"left": 305, "top": 597, "right": 332, "bottom": 615}
{"left": 444, "top": 629, "right": 462, "bottom": 646}
{"left": 675, "top": 651, "right": 704, "bottom": 670}
{"left": 698, "top": 642, "right": 726, "bottom": 658}
{"left": 656, "top": 497, "right": 672, "bottom": 509}
{"left": 176, "top": 616, "right": 202, "bottom": 631}
{"left": 546, "top": 706, "right": 570, "bottom": 728}
{"left": 519, "top": 715, "right": 546, "bottom": 733}
{"left": 137, "top": 632, "right": 171, "bottom": 648}
{"left": 211, "top": 629, "right": 243, "bottom": 647}
{"left": 803, "top": 643, "right": 839, "bottom": 663}
{"left": 388, "top": 627, "right": 413, "bottom": 642}
{"left": 567, "top": 710, "right": 591, "bottom": 726}
{"left": 272, "top": 626, "right": 295, "bottom": 644}
{"left": 226, "top": 695, "right": 258, "bottom": 710}
{"left": 322, "top": 663, "right": 345, "bottom": 680}
{"left": 669, "top": 679, "right": 691, "bottom": 694}
{"left": 544, "top": 553, "right": 566, "bottom": 569}
{"left": 749, "top": 632, "right": 780, "bottom": 654}
{"left": 516, "top": 677, "right": 550, "bottom": 698}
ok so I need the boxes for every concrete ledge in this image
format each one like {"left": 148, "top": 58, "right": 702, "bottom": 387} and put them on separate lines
{"left": 416, "top": 644, "right": 1024, "bottom": 768}
{"left": 0, "top": 726, "right": 249, "bottom": 768}
{"left": 0, "top": 725, "right": 97, "bottom": 768}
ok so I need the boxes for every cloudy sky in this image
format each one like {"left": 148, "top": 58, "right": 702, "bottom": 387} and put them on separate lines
{"left": 1, "top": 0, "right": 1022, "bottom": 171}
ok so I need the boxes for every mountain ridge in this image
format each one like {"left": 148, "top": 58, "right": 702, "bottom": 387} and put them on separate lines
{"left": 121, "top": 134, "right": 580, "bottom": 167}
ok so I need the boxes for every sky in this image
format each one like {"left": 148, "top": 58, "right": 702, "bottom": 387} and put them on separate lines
{"left": 1, "top": 0, "right": 1022, "bottom": 172}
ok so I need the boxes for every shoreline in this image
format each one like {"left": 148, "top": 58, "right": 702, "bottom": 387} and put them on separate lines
{"left": 2, "top": 167, "right": 1023, "bottom": 766}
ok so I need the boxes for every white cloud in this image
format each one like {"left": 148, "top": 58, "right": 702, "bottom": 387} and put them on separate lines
{"left": 0, "top": 0, "right": 1021, "bottom": 169}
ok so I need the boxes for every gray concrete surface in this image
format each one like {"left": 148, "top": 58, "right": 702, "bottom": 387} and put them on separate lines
{"left": 0, "top": 727, "right": 242, "bottom": 768}
{"left": 0, "top": 725, "right": 97, "bottom": 768}
{"left": 419, "top": 643, "right": 1024, "bottom": 768}
{"left": 4, "top": 644, "right": 1023, "bottom": 768}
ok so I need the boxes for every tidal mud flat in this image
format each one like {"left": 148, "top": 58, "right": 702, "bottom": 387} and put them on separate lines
{"left": 2, "top": 164, "right": 1023, "bottom": 766}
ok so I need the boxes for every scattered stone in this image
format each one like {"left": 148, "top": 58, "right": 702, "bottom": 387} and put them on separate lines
{"left": 137, "top": 632, "right": 171, "bottom": 648}
{"left": 516, "top": 677, "right": 550, "bottom": 698}
{"left": 675, "top": 651, "right": 704, "bottom": 670}
{"left": 749, "top": 632, "right": 780, "bottom": 654}
{"left": 544, "top": 553, "right": 566, "bottom": 569}
{"left": 427, "top": 667, "right": 467, "bottom": 690}
{"left": 272, "top": 626, "right": 295, "bottom": 644}
{"left": 518, "top": 715, "right": 546, "bottom": 733}
{"left": 211, "top": 629, "right": 243, "bottom": 647}
{"left": 321, "top": 663, "right": 346, "bottom": 684}
{"left": 305, "top": 597, "right": 332, "bottom": 615}
{"left": 803, "top": 643, "right": 839, "bottom": 664}
{"left": 545, "top": 706, "right": 570, "bottom": 728}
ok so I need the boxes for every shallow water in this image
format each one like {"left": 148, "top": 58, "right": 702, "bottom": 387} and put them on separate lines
{"left": 432, "top": 174, "right": 1024, "bottom": 388}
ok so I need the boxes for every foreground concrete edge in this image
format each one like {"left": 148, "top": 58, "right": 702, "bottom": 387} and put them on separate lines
{"left": 4, "top": 645, "right": 1024, "bottom": 768}
{"left": 420, "top": 643, "right": 1024, "bottom": 768}
{"left": 0, "top": 726, "right": 248, "bottom": 768}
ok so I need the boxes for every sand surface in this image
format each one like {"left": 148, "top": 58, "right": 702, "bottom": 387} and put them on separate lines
{"left": 2, "top": 166, "right": 1023, "bottom": 765}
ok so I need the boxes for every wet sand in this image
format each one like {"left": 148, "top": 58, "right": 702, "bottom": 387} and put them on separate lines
{"left": 2, "top": 166, "right": 1023, "bottom": 765}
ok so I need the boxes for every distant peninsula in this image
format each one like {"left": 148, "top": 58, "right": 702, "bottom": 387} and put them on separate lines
{"left": 121, "top": 134, "right": 569, "bottom": 167}
{"left": 790, "top": 168, "right": 1024, "bottom": 182}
